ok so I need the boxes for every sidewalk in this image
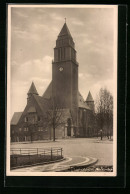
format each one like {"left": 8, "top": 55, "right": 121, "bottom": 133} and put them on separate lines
{"left": 11, "top": 137, "right": 113, "bottom": 145}
{"left": 11, "top": 139, "right": 53, "bottom": 144}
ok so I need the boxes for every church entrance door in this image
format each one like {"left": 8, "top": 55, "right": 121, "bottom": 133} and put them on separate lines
{"left": 67, "top": 118, "right": 71, "bottom": 136}
{"left": 67, "top": 126, "right": 71, "bottom": 136}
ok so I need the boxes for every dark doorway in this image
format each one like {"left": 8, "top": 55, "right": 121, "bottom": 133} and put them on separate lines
{"left": 67, "top": 118, "right": 71, "bottom": 136}
{"left": 67, "top": 126, "right": 71, "bottom": 136}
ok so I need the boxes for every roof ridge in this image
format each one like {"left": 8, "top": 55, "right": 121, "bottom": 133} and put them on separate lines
{"left": 11, "top": 112, "right": 23, "bottom": 125}
{"left": 42, "top": 81, "right": 52, "bottom": 99}
{"left": 78, "top": 91, "right": 90, "bottom": 110}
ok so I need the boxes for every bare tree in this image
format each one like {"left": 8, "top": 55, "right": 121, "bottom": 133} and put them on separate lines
{"left": 44, "top": 97, "right": 67, "bottom": 141}
{"left": 95, "top": 88, "right": 113, "bottom": 139}
{"left": 25, "top": 119, "right": 38, "bottom": 143}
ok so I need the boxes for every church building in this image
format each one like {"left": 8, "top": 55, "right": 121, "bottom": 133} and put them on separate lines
{"left": 11, "top": 22, "right": 95, "bottom": 142}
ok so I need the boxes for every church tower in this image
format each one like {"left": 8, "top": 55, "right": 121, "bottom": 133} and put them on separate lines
{"left": 52, "top": 22, "right": 79, "bottom": 126}
{"left": 27, "top": 82, "right": 39, "bottom": 103}
{"left": 86, "top": 91, "right": 95, "bottom": 112}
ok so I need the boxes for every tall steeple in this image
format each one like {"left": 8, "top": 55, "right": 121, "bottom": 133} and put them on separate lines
{"left": 54, "top": 22, "right": 77, "bottom": 63}
{"left": 27, "top": 82, "right": 39, "bottom": 102}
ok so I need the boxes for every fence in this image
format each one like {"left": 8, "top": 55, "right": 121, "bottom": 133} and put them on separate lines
{"left": 10, "top": 147, "right": 63, "bottom": 168}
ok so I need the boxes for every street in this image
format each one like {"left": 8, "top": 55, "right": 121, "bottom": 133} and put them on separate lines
{"left": 11, "top": 137, "right": 113, "bottom": 168}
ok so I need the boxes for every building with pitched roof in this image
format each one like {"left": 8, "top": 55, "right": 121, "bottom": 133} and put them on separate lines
{"left": 11, "top": 22, "right": 95, "bottom": 142}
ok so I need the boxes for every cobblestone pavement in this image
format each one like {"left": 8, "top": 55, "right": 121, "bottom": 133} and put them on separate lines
{"left": 11, "top": 137, "right": 113, "bottom": 171}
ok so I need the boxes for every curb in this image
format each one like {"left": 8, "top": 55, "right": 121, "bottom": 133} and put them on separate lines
{"left": 69, "top": 158, "right": 98, "bottom": 170}
{"left": 55, "top": 157, "right": 98, "bottom": 172}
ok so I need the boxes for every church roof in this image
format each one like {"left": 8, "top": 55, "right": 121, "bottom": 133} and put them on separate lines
{"left": 11, "top": 112, "right": 22, "bottom": 125}
{"left": 33, "top": 95, "right": 50, "bottom": 113}
{"left": 42, "top": 81, "right": 52, "bottom": 99}
{"left": 78, "top": 92, "right": 90, "bottom": 110}
{"left": 42, "top": 82, "right": 90, "bottom": 110}
{"left": 27, "top": 106, "right": 36, "bottom": 113}
{"left": 58, "top": 22, "right": 72, "bottom": 38}
{"left": 27, "top": 82, "right": 39, "bottom": 95}
{"left": 86, "top": 91, "right": 94, "bottom": 102}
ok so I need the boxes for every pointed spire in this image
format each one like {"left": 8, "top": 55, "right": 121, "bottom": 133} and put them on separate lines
{"left": 86, "top": 91, "right": 94, "bottom": 102}
{"left": 58, "top": 22, "right": 72, "bottom": 38}
{"left": 27, "top": 82, "right": 39, "bottom": 95}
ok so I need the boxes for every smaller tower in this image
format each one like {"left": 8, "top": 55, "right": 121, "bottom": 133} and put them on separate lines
{"left": 86, "top": 91, "right": 95, "bottom": 112}
{"left": 27, "top": 82, "right": 39, "bottom": 102}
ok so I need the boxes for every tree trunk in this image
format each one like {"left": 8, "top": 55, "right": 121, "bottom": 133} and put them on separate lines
{"left": 53, "top": 127, "right": 55, "bottom": 142}
{"left": 50, "top": 128, "right": 51, "bottom": 140}
{"left": 110, "top": 129, "right": 111, "bottom": 139}
{"left": 97, "top": 129, "right": 98, "bottom": 138}
{"left": 31, "top": 134, "right": 33, "bottom": 143}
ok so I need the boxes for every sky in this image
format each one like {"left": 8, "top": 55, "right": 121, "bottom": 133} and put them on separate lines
{"left": 10, "top": 6, "right": 117, "bottom": 118}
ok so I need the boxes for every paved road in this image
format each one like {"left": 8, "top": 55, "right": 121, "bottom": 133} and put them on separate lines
{"left": 11, "top": 138, "right": 113, "bottom": 167}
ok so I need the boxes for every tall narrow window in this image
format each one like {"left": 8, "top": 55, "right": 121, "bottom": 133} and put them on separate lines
{"left": 71, "top": 49, "right": 73, "bottom": 59}
{"left": 24, "top": 117, "right": 28, "bottom": 122}
{"left": 19, "top": 128, "right": 22, "bottom": 131}
{"left": 60, "top": 48, "right": 62, "bottom": 60}
{"left": 58, "top": 49, "right": 60, "bottom": 61}
{"left": 62, "top": 48, "right": 63, "bottom": 59}
{"left": 64, "top": 47, "right": 66, "bottom": 59}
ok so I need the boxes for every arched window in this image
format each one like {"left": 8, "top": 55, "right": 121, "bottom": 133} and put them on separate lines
{"left": 24, "top": 117, "right": 28, "bottom": 122}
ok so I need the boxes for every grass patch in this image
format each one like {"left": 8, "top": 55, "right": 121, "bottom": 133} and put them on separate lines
{"left": 11, "top": 154, "right": 63, "bottom": 169}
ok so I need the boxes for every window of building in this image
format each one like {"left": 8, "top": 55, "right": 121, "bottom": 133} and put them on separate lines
{"left": 38, "top": 127, "right": 43, "bottom": 131}
{"left": 38, "top": 116, "right": 41, "bottom": 121}
{"left": 24, "top": 127, "right": 29, "bottom": 131}
{"left": 62, "top": 47, "right": 66, "bottom": 59}
{"left": 24, "top": 117, "right": 28, "bottom": 122}
{"left": 58, "top": 49, "right": 60, "bottom": 60}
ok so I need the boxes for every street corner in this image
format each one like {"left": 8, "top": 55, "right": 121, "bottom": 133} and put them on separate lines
{"left": 53, "top": 155, "right": 98, "bottom": 172}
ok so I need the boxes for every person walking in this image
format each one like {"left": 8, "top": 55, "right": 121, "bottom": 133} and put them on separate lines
{"left": 100, "top": 129, "right": 103, "bottom": 140}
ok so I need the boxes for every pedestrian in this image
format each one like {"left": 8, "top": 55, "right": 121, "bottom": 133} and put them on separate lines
{"left": 100, "top": 129, "right": 103, "bottom": 140}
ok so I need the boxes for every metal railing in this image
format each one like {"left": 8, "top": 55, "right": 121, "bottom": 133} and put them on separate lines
{"left": 10, "top": 147, "right": 63, "bottom": 157}
{"left": 10, "top": 147, "right": 63, "bottom": 168}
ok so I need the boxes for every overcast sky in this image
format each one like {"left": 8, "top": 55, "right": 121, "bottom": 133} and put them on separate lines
{"left": 10, "top": 6, "right": 117, "bottom": 117}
